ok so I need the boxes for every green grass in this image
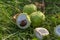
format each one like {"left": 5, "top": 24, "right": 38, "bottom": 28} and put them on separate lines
{"left": 0, "top": 0, "right": 60, "bottom": 40}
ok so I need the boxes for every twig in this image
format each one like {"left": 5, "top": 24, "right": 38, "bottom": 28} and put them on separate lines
{"left": 41, "top": 0, "right": 45, "bottom": 13}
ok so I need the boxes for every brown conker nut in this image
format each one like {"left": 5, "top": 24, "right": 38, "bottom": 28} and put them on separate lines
{"left": 20, "top": 20, "right": 27, "bottom": 27}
